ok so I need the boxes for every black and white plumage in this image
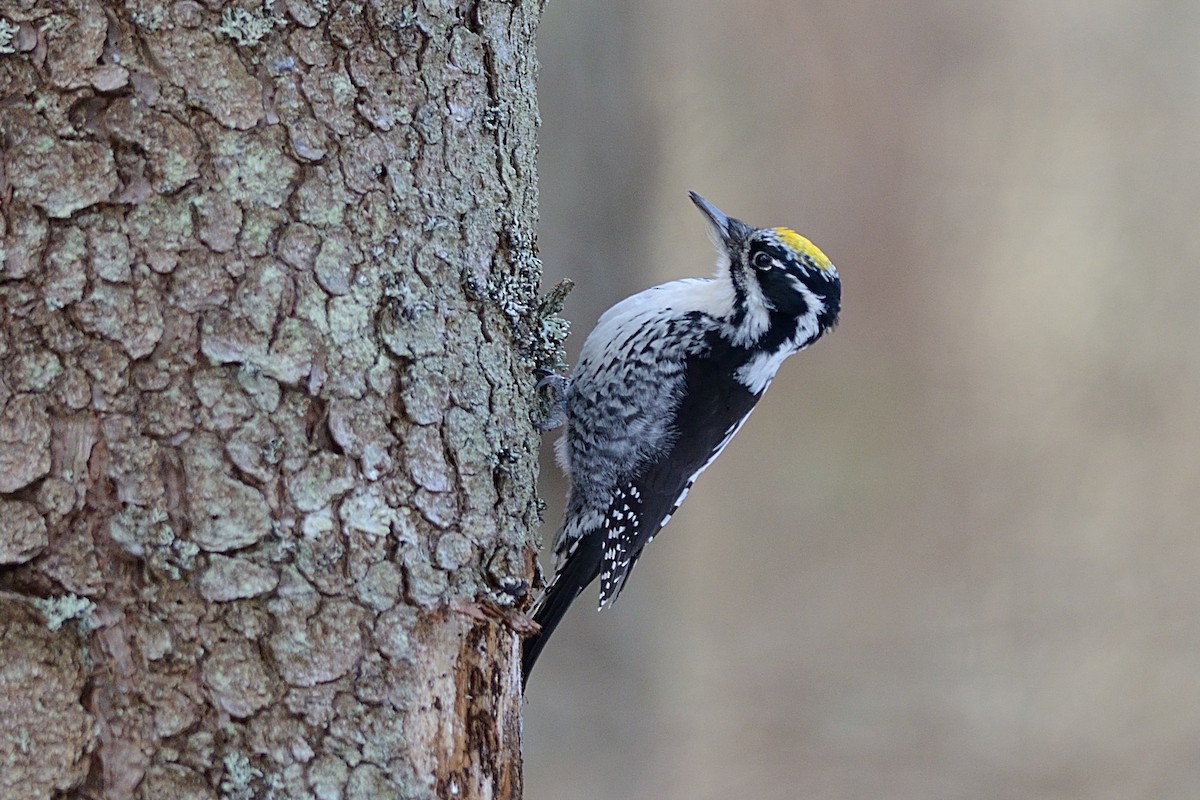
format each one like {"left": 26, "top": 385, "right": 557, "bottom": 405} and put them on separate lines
{"left": 522, "top": 192, "right": 841, "bottom": 684}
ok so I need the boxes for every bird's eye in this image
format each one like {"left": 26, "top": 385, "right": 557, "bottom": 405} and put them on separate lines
{"left": 752, "top": 251, "right": 774, "bottom": 271}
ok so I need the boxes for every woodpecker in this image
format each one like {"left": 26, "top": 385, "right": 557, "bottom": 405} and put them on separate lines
{"left": 522, "top": 192, "right": 841, "bottom": 684}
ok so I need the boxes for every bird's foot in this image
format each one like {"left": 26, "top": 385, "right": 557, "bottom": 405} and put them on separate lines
{"left": 534, "top": 370, "right": 569, "bottom": 431}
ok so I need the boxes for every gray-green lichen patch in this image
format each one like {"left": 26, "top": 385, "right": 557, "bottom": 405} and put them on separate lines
{"left": 373, "top": 607, "right": 415, "bottom": 662}
{"left": 52, "top": 368, "right": 91, "bottom": 412}
{"left": 346, "top": 762, "right": 400, "bottom": 799}
{"left": 220, "top": 749, "right": 265, "bottom": 800}
{"left": 533, "top": 307, "right": 572, "bottom": 373}
{"left": 0, "top": 18, "right": 18, "bottom": 54}
{"left": 147, "top": 679, "right": 198, "bottom": 737}
{"left": 0, "top": 500, "right": 48, "bottom": 564}
{"left": 517, "top": 278, "right": 573, "bottom": 374}
{"left": 35, "top": 478, "right": 75, "bottom": 526}
{"left": 103, "top": 427, "right": 166, "bottom": 507}
{"left": 239, "top": 206, "right": 291, "bottom": 258}
{"left": 442, "top": 406, "right": 492, "bottom": 480}
{"left": 376, "top": 291, "right": 448, "bottom": 362}
{"left": 8, "top": 350, "right": 62, "bottom": 394}
{"left": 31, "top": 594, "right": 96, "bottom": 632}
{"left": 216, "top": 1, "right": 282, "bottom": 47}
{"left": 2, "top": 109, "right": 118, "bottom": 218}
{"left": 171, "top": 251, "right": 236, "bottom": 313}
{"left": 298, "top": 63, "right": 357, "bottom": 137}
{"left": 322, "top": 287, "right": 381, "bottom": 397}
{"left": 236, "top": 367, "right": 282, "bottom": 413}
{"left": 295, "top": 511, "right": 345, "bottom": 594}
{"left": 79, "top": 342, "right": 131, "bottom": 409}
{"left": 265, "top": 318, "right": 321, "bottom": 385}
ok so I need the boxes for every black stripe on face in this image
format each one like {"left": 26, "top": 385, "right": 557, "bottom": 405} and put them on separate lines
{"left": 723, "top": 220, "right": 755, "bottom": 327}
{"left": 759, "top": 269, "right": 810, "bottom": 320}
{"left": 817, "top": 269, "right": 840, "bottom": 331}
{"left": 746, "top": 238, "right": 840, "bottom": 326}
{"left": 748, "top": 244, "right": 810, "bottom": 320}
{"left": 727, "top": 260, "right": 749, "bottom": 327}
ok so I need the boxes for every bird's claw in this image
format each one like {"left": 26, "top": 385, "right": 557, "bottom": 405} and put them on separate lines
{"left": 535, "top": 370, "right": 569, "bottom": 431}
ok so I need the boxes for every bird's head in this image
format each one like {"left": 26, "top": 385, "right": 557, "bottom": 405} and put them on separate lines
{"left": 690, "top": 191, "right": 841, "bottom": 344}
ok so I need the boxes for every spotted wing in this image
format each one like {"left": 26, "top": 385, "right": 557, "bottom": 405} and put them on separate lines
{"left": 597, "top": 345, "right": 764, "bottom": 606}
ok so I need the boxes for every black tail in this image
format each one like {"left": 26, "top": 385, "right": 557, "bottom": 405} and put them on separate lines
{"left": 522, "top": 534, "right": 604, "bottom": 688}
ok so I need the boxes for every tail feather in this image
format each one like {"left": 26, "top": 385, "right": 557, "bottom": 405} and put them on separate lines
{"left": 522, "top": 534, "right": 603, "bottom": 688}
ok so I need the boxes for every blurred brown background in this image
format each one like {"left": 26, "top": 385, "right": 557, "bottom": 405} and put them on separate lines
{"left": 523, "top": 2, "right": 1200, "bottom": 798}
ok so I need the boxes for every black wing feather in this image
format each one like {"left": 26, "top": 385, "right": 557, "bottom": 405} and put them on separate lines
{"left": 598, "top": 339, "right": 762, "bottom": 605}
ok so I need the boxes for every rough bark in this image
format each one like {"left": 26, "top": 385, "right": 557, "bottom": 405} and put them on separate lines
{"left": 0, "top": 1, "right": 548, "bottom": 798}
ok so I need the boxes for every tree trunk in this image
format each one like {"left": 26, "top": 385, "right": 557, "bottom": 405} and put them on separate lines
{"left": 0, "top": 1, "right": 547, "bottom": 798}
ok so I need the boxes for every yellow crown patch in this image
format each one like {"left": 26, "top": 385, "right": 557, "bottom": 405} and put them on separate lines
{"left": 774, "top": 227, "right": 833, "bottom": 272}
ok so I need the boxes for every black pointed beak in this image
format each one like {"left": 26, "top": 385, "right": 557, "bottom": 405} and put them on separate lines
{"left": 690, "top": 191, "right": 754, "bottom": 252}
{"left": 689, "top": 191, "right": 732, "bottom": 243}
